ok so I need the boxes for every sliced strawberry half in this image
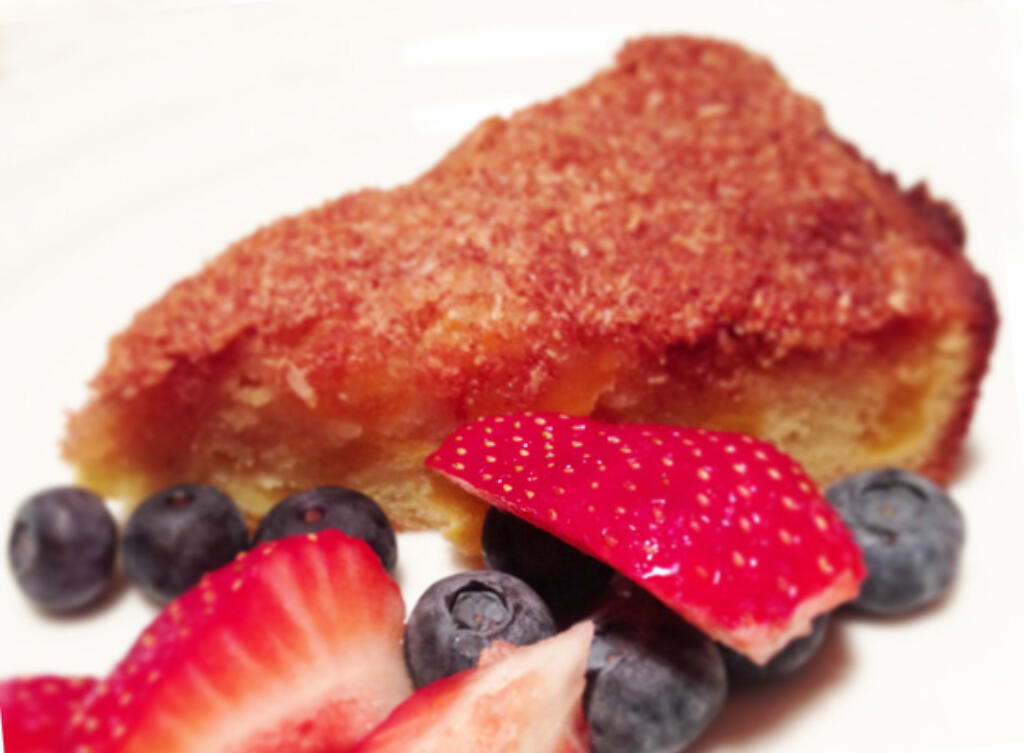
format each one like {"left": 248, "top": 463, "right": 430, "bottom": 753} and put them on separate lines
{"left": 63, "top": 531, "right": 412, "bottom": 753}
{"left": 427, "top": 413, "right": 865, "bottom": 664}
{"left": 353, "top": 621, "right": 593, "bottom": 753}
{"left": 1, "top": 675, "right": 96, "bottom": 753}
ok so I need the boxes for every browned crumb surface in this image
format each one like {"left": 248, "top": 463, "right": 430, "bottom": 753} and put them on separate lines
{"left": 64, "top": 36, "right": 996, "bottom": 540}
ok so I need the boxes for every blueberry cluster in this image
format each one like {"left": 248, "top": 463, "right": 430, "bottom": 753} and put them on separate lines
{"left": 399, "top": 510, "right": 728, "bottom": 753}
{"left": 402, "top": 467, "right": 965, "bottom": 752}
{"left": 8, "top": 484, "right": 397, "bottom": 609}
{"left": 8, "top": 466, "right": 965, "bottom": 752}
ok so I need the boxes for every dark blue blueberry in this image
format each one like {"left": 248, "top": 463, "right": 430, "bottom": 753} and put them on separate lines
{"left": 721, "top": 615, "right": 831, "bottom": 682}
{"left": 122, "top": 483, "right": 248, "bottom": 604}
{"left": 403, "top": 570, "right": 557, "bottom": 688}
{"left": 252, "top": 487, "right": 396, "bottom": 572}
{"left": 826, "top": 468, "right": 964, "bottom": 615}
{"left": 481, "top": 507, "right": 612, "bottom": 622}
{"left": 8, "top": 487, "right": 118, "bottom": 612}
{"left": 585, "top": 593, "right": 726, "bottom": 753}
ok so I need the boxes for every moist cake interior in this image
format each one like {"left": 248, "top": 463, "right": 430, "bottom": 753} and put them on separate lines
{"left": 68, "top": 319, "right": 978, "bottom": 551}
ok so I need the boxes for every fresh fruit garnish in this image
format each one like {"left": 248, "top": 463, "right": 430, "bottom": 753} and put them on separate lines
{"left": 403, "top": 570, "right": 556, "bottom": 688}
{"left": 427, "top": 413, "right": 866, "bottom": 663}
{"left": 482, "top": 507, "right": 612, "bottom": 622}
{"left": 8, "top": 487, "right": 117, "bottom": 612}
{"left": 64, "top": 531, "right": 411, "bottom": 753}
{"left": 720, "top": 614, "right": 831, "bottom": 683}
{"left": 355, "top": 621, "right": 593, "bottom": 753}
{"left": 585, "top": 592, "right": 726, "bottom": 753}
{"left": 0, "top": 675, "right": 97, "bottom": 753}
{"left": 826, "top": 468, "right": 964, "bottom": 615}
{"left": 252, "top": 486, "right": 397, "bottom": 572}
{"left": 122, "top": 483, "right": 249, "bottom": 603}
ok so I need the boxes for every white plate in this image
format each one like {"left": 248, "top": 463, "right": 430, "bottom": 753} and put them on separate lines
{"left": 2, "top": 2, "right": 1023, "bottom": 751}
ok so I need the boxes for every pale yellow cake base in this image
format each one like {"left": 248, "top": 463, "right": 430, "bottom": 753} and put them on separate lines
{"left": 72, "top": 321, "right": 983, "bottom": 553}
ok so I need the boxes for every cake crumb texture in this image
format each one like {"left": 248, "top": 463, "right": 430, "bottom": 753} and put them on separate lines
{"left": 64, "top": 36, "right": 997, "bottom": 545}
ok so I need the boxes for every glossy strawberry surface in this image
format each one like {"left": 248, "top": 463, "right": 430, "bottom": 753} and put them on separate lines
{"left": 0, "top": 675, "right": 96, "bottom": 753}
{"left": 354, "top": 622, "right": 592, "bottom": 753}
{"left": 62, "top": 531, "right": 411, "bottom": 753}
{"left": 428, "top": 413, "right": 865, "bottom": 663}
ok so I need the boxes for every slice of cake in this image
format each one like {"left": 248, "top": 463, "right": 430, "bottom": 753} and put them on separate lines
{"left": 64, "top": 36, "right": 997, "bottom": 550}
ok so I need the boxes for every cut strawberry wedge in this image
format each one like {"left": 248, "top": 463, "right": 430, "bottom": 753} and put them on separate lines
{"left": 353, "top": 622, "right": 593, "bottom": 753}
{"left": 0, "top": 675, "right": 96, "bottom": 753}
{"left": 63, "top": 531, "right": 412, "bottom": 753}
{"left": 427, "top": 413, "right": 865, "bottom": 663}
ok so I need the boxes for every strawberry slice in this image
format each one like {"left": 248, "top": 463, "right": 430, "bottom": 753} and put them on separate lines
{"left": 427, "top": 413, "right": 865, "bottom": 663}
{"left": 353, "top": 621, "right": 592, "bottom": 753}
{"left": 0, "top": 675, "right": 96, "bottom": 753}
{"left": 63, "top": 531, "right": 412, "bottom": 753}
{"left": 474, "top": 642, "right": 589, "bottom": 753}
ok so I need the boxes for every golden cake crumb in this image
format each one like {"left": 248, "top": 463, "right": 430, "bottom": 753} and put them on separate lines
{"left": 65, "top": 36, "right": 996, "bottom": 549}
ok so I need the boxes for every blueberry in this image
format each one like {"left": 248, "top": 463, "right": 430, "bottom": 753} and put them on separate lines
{"left": 122, "top": 483, "right": 248, "bottom": 603}
{"left": 403, "top": 570, "right": 557, "bottom": 688}
{"left": 721, "top": 615, "right": 830, "bottom": 683}
{"left": 481, "top": 507, "right": 612, "bottom": 621}
{"left": 8, "top": 487, "right": 118, "bottom": 612}
{"left": 826, "top": 468, "right": 964, "bottom": 615}
{"left": 252, "top": 487, "right": 397, "bottom": 572}
{"left": 585, "top": 595, "right": 726, "bottom": 753}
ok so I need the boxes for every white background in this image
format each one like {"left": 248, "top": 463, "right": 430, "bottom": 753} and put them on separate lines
{"left": 1, "top": 1, "right": 1023, "bottom": 751}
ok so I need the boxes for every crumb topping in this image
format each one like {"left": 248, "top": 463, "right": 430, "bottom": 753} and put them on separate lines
{"left": 95, "top": 36, "right": 982, "bottom": 413}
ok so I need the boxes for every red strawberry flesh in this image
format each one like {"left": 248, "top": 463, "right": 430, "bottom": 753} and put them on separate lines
{"left": 427, "top": 413, "right": 865, "bottom": 663}
{"left": 63, "top": 531, "right": 412, "bottom": 753}
{"left": 0, "top": 675, "right": 96, "bottom": 753}
{"left": 353, "top": 621, "right": 592, "bottom": 753}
